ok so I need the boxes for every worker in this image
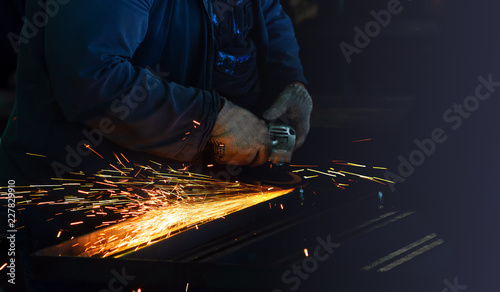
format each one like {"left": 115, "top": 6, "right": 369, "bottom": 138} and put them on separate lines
{"left": 0, "top": 0, "right": 312, "bottom": 186}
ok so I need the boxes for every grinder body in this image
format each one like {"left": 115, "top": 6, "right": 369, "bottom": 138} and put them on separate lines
{"left": 269, "top": 124, "right": 296, "bottom": 166}
{"left": 229, "top": 123, "right": 303, "bottom": 187}
{"left": 257, "top": 123, "right": 303, "bottom": 187}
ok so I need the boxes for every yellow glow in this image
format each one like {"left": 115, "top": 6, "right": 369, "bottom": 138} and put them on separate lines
{"left": 79, "top": 187, "right": 293, "bottom": 257}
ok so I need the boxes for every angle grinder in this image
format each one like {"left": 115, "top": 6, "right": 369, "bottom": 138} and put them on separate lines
{"left": 242, "top": 123, "right": 304, "bottom": 187}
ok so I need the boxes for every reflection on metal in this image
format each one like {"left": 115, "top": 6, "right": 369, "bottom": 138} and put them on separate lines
{"left": 377, "top": 239, "right": 445, "bottom": 272}
{"left": 339, "top": 211, "right": 415, "bottom": 244}
{"left": 362, "top": 233, "right": 437, "bottom": 271}
{"left": 335, "top": 211, "right": 399, "bottom": 239}
{"left": 378, "top": 191, "right": 384, "bottom": 209}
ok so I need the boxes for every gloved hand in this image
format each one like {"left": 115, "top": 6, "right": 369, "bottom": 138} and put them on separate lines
{"left": 208, "top": 98, "right": 271, "bottom": 166}
{"left": 263, "top": 83, "right": 313, "bottom": 149}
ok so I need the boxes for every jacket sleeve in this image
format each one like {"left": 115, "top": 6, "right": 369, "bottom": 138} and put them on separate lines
{"left": 260, "top": 0, "right": 308, "bottom": 89}
{"left": 44, "top": 0, "right": 219, "bottom": 162}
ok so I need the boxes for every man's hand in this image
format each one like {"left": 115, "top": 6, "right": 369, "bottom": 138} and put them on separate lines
{"left": 208, "top": 98, "right": 271, "bottom": 166}
{"left": 263, "top": 83, "right": 313, "bottom": 149}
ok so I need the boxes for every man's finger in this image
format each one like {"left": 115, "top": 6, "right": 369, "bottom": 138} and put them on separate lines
{"left": 293, "top": 122, "right": 310, "bottom": 150}
{"left": 263, "top": 101, "right": 288, "bottom": 121}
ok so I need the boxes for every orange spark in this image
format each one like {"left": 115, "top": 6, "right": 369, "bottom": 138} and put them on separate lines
{"left": 84, "top": 144, "right": 104, "bottom": 159}
{"left": 26, "top": 152, "right": 47, "bottom": 158}
{"left": 352, "top": 138, "right": 372, "bottom": 143}
{"left": 71, "top": 187, "right": 293, "bottom": 258}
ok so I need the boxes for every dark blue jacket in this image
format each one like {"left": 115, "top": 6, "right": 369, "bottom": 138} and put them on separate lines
{"left": 0, "top": 0, "right": 306, "bottom": 183}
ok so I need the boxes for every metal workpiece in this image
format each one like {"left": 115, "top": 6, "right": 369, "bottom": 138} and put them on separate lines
{"left": 30, "top": 184, "right": 447, "bottom": 292}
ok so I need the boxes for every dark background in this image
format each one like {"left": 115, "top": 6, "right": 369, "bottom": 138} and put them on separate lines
{"left": 1, "top": 0, "right": 500, "bottom": 291}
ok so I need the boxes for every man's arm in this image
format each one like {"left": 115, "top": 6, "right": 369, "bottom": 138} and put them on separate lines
{"left": 44, "top": 0, "right": 219, "bottom": 161}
